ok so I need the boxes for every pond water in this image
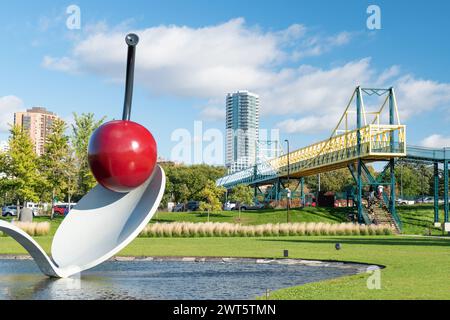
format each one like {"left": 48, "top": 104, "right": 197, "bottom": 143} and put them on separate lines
{"left": 0, "top": 258, "right": 362, "bottom": 300}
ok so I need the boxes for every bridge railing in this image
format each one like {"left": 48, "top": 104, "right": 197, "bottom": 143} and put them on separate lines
{"left": 217, "top": 124, "right": 406, "bottom": 188}
{"left": 273, "top": 124, "right": 406, "bottom": 177}
{"left": 406, "top": 145, "right": 449, "bottom": 161}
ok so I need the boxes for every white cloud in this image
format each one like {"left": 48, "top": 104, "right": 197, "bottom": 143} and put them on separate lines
{"left": 292, "top": 31, "right": 353, "bottom": 60}
{"left": 395, "top": 76, "right": 450, "bottom": 119}
{"left": 42, "top": 18, "right": 352, "bottom": 98}
{"left": 200, "top": 107, "right": 225, "bottom": 121}
{"left": 42, "top": 18, "right": 450, "bottom": 135}
{"left": 420, "top": 134, "right": 450, "bottom": 148}
{"left": 0, "top": 96, "right": 24, "bottom": 133}
{"left": 42, "top": 56, "right": 79, "bottom": 74}
{"left": 276, "top": 116, "right": 337, "bottom": 134}
{"left": 264, "top": 58, "right": 374, "bottom": 117}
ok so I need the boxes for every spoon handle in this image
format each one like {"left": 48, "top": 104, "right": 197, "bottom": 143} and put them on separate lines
{"left": 122, "top": 33, "right": 139, "bottom": 121}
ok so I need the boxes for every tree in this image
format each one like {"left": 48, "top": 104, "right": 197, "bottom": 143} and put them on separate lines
{"left": 229, "top": 184, "right": 253, "bottom": 222}
{"left": 305, "top": 168, "right": 354, "bottom": 193}
{"left": 161, "top": 163, "right": 227, "bottom": 204}
{"left": 198, "top": 180, "right": 226, "bottom": 222}
{"left": 395, "top": 162, "right": 433, "bottom": 198}
{"left": 40, "top": 119, "right": 72, "bottom": 219}
{"left": 0, "top": 150, "right": 13, "bottom": 206}
{"left": 71, "top": 112, "right": 105, "bottom": 199}
{"left": 2, "top": 125, "right": 40, "bottom": 213}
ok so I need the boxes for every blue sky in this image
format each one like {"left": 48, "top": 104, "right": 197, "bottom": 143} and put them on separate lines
{"left": 1, "top": 0, "right": 450, "bottom": 164}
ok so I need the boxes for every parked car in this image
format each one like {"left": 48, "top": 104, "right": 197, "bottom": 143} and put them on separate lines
{"left": 53, "top": 203, "right": 76, "bottom": 216}
{"left": 186, "top": 201, "right": 200, "bottom": 211}
{"left": 1, "top": 205, "right": 20, "bottom": 217}
{"left": 172, "top": 203, "right": 186, "bottom": 212}
{"left": 415, "top": 197, "right": 433, "bottom": 204}
{"left": 223, "top": 201, "right": 237, "bottom": 211}
{"left": 25, "top": 202, "right": 41, "bottom": 216}
{"left": 396, "top": 198, "right": 415, "bottom": 205}
{"left": 234, "top": 203, "right": 265, "bottom": 211}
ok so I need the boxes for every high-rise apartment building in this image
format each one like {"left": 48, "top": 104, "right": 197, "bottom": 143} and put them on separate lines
{"left": 14, "top": 107, "right": 60, "bottom": 156}
{"left": 225, "top": 90, "right": 260, "bottom": 173}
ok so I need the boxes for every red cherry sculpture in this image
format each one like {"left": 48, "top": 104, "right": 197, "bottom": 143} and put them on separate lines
{"left": 88, "top": 120, "right": 157, "bottom": 193}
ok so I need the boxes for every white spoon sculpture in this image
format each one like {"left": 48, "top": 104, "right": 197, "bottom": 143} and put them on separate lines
{"left": 0, "top": 34, "right": 166, "bottom": 278}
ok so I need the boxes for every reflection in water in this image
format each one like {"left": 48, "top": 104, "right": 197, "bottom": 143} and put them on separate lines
{"left": 0, "top": 259, "right": 361, "bottom": 300}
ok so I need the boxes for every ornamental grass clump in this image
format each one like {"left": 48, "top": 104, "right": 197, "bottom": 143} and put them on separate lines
{"left": 12, "top": 221, "right": 50, "bottom": 237}
{"left": 279, "top": 223, "right": 290, "bottom": 236}
{"left": 138, "top": 222, "right": 392, "bottom": 238}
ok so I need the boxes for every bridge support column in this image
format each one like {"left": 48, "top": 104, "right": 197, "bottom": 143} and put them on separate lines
{"left": 300, "top": 177, "right": 305, "bottom": 207}
{"left": 389, "top": 87, "right": 397, "bottom": 219}
{"left": 444, "top": 160, "right": 450, "bottom": 231}
{"left": 433, "top": 162, "right": 440, "bottom": 227}
{"left": 276, "top": 179, "right": 281, "bottom": 202}
{"left": 390, "top": 158, "right": 396, "bottom": 218}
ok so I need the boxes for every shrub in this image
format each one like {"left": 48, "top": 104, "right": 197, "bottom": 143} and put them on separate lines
{"left": 359, "top": 225, "right": 369, "bottom": 235}
{"left": 263, "top": 224, "right": 273, "bottom": 236}
{"left": 279, "top": 223, "right": 290, "bottom": 236}
{"left": 12, "top": 222, "right": 50, "bottom": 237}
{"left": 137, "top": 222, "right": 392, "bottom": 238}
{"left": 254, "top": 225, "right": 264, "bottom": 237}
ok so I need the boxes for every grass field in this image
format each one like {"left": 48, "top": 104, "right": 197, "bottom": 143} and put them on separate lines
{"left": 151, "top": 204, "right": 447, "bottom": 236}
{"left": 1, "top": 205, "right": 449, "bottom": 299}
{"left": 152, "top": 206, "right": 349, "bottom": 225}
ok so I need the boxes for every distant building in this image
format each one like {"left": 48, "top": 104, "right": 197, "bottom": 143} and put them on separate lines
{"left": 225, "top": 90, "right": 260, "bottom": 173}
{"left": 14, "top": 107, "right": 60, "bottom": 156}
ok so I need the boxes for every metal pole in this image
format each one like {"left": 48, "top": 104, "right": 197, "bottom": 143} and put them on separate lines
{"left": 285, "top": 139, "right": 290, "bottom": 223}
{"left": 400, "top": 162, "right": 403, "bottom": 199}
{"left": 444, "top": 160, "right": 449, "bottom": 223}
{"left": 434, "top": 162, "right": 439, "bottom": 224}
{"left": 356, "top": 87, "right": 363, "bottom": 223}
{"left": 389, "top": 88, "right": 396, "bottom": 216}
{"left": 253, "top": 163, "right": 257, "bottom": 203}
{"left": 122, "top": 34, "right": 139, "bottom": 121}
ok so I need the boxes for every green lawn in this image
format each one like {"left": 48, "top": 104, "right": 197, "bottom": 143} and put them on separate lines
{"left": 152, "top": 206, "right": 349, "bottom": 225}
{"left": 397, "top": 204, "right": 447, "bottom": 235}
{"left": 154, "top": 204, "right": 447, "bottom": 236}
{"left": 1, "top": 205, "right": 449, "bottom": 299}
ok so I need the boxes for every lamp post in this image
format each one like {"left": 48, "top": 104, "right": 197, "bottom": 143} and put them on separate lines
{"left": 285, "top": 139, "right": 290, "bottom": 223}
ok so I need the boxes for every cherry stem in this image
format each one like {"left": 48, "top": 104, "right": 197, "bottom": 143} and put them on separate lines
{"left": 122, "top": 33, "right": 139, "bottom": 121}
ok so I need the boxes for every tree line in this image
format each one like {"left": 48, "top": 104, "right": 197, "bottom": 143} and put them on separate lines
{"left": 0, "top": 113, "right": 105, "bottom": 215}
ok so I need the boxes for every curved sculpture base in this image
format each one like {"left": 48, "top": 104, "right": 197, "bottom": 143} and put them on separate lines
{"left": 0, "top": 165, "right": 165, "bottom": 278}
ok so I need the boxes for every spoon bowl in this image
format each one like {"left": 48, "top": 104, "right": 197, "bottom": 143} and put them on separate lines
{"left": 0, "top": 165, "right": 165, "bottom": 278}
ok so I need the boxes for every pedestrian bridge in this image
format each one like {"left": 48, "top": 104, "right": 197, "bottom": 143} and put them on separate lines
{"left": 217, "top": 123, "right": 406, "bottom": 189}
{"left": 217, "top": 87, "right": 406, "bottom": 189}
{"left": 217, "top": 86, "right": 450, "bottom": 231}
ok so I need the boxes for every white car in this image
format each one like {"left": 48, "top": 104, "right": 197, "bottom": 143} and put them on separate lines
{"left": 223, "top": 202, "right": 236, "bottom": 211}
{"left": 396, "top": 198, "right": 415, "bottom": 205}
{"left": 2, "top": 205, "right": 19, "bottom": 217}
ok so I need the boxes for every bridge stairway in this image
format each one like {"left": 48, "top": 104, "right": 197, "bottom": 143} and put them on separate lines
{"left": 363, "top": 198, "right": 400, "bottom": 233}
{"left": 348, "top": 162, "right": 402, "bottom": 232}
